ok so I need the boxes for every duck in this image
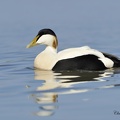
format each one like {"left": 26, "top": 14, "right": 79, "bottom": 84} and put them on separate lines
{"left": 26, "top": 28, "right": 120, "bottom": 71}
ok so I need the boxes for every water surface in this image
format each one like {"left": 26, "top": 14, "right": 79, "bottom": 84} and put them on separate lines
{"left": 0, "top": 1, "right": 120, "bottom": 120}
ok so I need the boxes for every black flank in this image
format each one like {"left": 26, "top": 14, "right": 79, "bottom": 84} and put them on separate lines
{"left": 53, "top": 55, "right": 106, "bottom": 71}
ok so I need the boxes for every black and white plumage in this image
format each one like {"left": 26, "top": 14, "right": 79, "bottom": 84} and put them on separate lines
{"left": 26, "top": 28, "right": 120, "bottom": 71}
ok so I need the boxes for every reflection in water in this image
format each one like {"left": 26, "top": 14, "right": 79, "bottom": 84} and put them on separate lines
{"left": 29, "top": 69, "right": 118, "bottom": 117}
{"left": 31, "top": 93, "right": 58, "bottom": 116}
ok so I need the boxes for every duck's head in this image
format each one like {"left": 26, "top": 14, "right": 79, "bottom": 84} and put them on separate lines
{"left": 26, "top": 28, "right": 58, "bottom": 49}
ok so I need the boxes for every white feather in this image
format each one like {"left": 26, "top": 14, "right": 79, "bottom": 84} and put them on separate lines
{"left": 34, "top": 45, "right": 114, "bottom": 70}
{"left": 34, "top": 46, "right": 57, "bottom": 70}
{"left": 99, "top": 57, "right": 114, "bottom": 68}
{"left": 27, "top": 29, "right": 116, "bottom": 70}
{"left": 57, "top": 46, "right": 114, "bottom": 68}
{"left": 36, "top": 34, "right": 55, "bottom": 46}
{"left": 57, "top": 46, "right": 104, "bottom": 60}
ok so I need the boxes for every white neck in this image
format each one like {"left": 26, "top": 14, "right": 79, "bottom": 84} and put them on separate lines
{"left": 34, "top": 46, "right": 57, "bottom": 70}
{"left": 45, "top": 46, "right": 57, "bottom": 53}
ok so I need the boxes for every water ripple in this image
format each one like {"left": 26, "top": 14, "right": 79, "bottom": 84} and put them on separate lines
{"left": 27, "top": 68, "right": 120, "bottom": 117}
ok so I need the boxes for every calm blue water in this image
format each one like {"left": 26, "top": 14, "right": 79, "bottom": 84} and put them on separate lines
{"left": 0, "top": 1, "right": 120, "bottom": 120}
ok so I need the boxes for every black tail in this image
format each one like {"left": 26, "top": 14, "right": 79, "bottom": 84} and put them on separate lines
{"left": 103, "top": 52, "right": 120, "bottom": 67}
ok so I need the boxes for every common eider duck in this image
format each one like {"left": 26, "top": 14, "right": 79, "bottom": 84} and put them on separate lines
{"left": 26, "top": 28, "right": 120, "bottom": 71}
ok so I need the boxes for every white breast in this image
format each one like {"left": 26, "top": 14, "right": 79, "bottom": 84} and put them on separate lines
{"left": 34, "top": 46, "right": 57, "bottom": 70}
